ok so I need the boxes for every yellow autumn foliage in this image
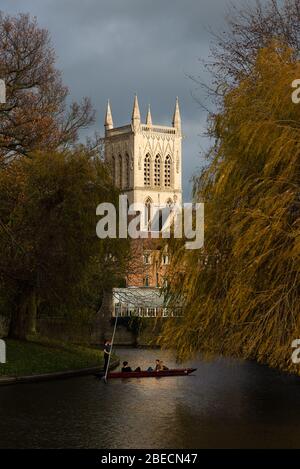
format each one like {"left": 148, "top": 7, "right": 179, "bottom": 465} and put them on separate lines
{"left": 160, "top": 42, "right": 300, "bottom": 374}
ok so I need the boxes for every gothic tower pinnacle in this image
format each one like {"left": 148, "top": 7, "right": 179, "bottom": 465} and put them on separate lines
{"left": 104, "top": 99, "right": 113, "bottom": 131}
{"left": 145, "top": 104, "right": 152, "bottom": 125}
{"left": 172, "top": 96, "right": 181, "bottom": 130}
{"left": 131, "top": 94, "right": 141, "bottom": 129}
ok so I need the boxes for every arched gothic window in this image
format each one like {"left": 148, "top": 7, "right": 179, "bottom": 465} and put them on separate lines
{"left": 164, "top": 155, "right": 171, "bottom": 187}
{"left": 145, "top": 197, "right": 152, "bottom": 228}
{"left": 154, "top": 155, "right": 161, "bottom": 186}
{"left": 144, "top": 154, "right": 151, "bottom": 186}
{"left": 125, "top": 153, "right": 130, "bottom": 188}
{"left": 119, "top": 155, "right": 122, "bottom": 188}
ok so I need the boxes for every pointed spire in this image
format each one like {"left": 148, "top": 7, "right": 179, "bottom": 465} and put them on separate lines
{"left": 146, "top": 104, "right": 152, "bottom": 125}
{"left": 131, "top": 94, "right": 141, "bottom": 128}
{"left": 104, "top": 100, "right": 113, "bottom": 130}
{"left": 172, "top": 96, "right": 181, "bottom": 130}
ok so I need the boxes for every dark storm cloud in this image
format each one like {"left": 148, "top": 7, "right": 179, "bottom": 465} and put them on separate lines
{"left": 0, "top": 0, "right": 246, "bottom": 198}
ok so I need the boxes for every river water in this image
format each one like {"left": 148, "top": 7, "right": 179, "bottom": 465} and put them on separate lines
{"left": 0, "top": 347, "right": 300, "bottom": 448}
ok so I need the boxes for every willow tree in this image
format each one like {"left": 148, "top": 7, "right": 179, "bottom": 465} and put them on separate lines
{"left": 160, "top": 42, "right": 300, "bottom": 373}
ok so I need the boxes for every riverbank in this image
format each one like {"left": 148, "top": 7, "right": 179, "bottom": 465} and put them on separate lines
{"left": 0, "top": 338, "right": 118, "bottom": 383}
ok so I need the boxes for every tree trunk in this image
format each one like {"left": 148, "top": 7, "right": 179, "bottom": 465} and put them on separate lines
{"left": 27, "top": 290, "right": 37, "bottom": 335}
{"left": 9, "top": 289, "right": 38, "bottom": 340}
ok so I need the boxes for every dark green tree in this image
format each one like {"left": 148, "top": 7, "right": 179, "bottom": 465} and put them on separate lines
{"left": 0, "top": 149, "right": 129, "bottom": 339}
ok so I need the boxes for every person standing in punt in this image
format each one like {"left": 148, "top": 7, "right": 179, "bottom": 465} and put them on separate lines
{"left": 103, "top": 340, "right": 111, "bottom": 373}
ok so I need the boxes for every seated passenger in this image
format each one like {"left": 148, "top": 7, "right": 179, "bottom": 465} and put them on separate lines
{"left": 155, "top": 359, "right": 163, "bottom": 371}
{"left": 121, "top": 361, "right": 132, "bottom": 372}
{"left": 155, "top": 359, "right": 169, "bottom": 371}
{"left": 161, "top": 361, "right": 169, "bottom": 371}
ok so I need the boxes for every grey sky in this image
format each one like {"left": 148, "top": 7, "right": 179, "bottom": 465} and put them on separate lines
{"left": 1, "top": 0, "right": 245, "bottom": 199}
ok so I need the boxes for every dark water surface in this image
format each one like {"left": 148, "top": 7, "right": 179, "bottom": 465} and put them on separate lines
{"left": 0, "top": 347, "right": 300, "bottom": 448}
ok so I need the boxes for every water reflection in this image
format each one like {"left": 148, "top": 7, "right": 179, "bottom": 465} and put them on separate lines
{"left": 0, "top": 348, "right": 300, "bottom": 448}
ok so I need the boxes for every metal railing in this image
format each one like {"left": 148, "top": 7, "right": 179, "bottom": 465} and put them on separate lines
{"left": 113, "top": 304, "right": 182, "bottom": 318}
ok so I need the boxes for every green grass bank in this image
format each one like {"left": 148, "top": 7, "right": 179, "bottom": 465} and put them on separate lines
{"left": 0, "top": 338, "right": 111, "bottom": 377}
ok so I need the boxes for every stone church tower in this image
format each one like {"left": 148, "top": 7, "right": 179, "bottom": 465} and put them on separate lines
{"left": 103, "top": 95, "right": 182, "bottom": 209}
